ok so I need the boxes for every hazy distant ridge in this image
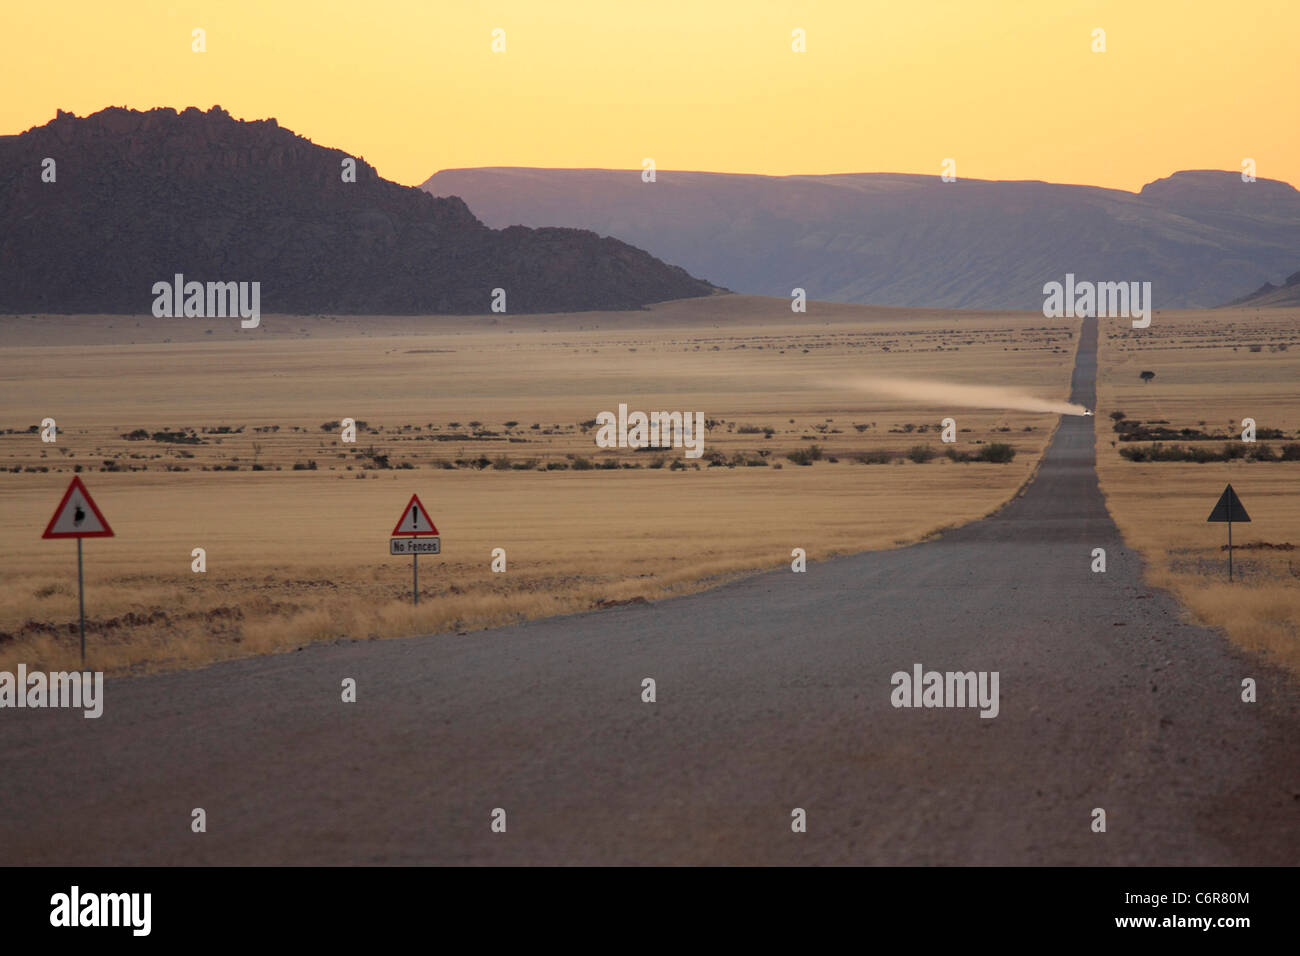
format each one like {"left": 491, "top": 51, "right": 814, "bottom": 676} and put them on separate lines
{"left": 422, "top": 167, "right": 1300, "bottom": 310}
{"left": 1226, "top": 268, "right": 1300, "bottom": 307}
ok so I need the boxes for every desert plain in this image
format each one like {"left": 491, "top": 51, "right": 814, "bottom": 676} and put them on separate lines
{"left": 1096, "top": 306, "right": 1300, "bottom": 671}
{"left": 2, "top": 295, "right": 1074, "bottom": 672}
{"left": 0, "top": 295, "right": 1295, "bottom": 676}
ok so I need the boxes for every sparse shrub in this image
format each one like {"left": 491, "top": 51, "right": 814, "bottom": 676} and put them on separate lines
{"left": 978, "top": 443, "right": 1016, "bottom": 463}
{"left": 907, "top": 444, "right": 936, "bottom": 463}
{"left": 856, "top": 450, "right": 892, "bottom": 464}
{"left": 571, "top": 457, "right": 594, "bottom": 470}
{"left": 1119, "top": 443, "right": 1243, "bottom": 463}
{"left": 1248, "top": 443, "right": 1278, "bottom": 461}
{"left": 492, "top": 455, "right": 512, "bottom": 471}
{"left": 151, "top": 430, "right": 201, "bottom": 444}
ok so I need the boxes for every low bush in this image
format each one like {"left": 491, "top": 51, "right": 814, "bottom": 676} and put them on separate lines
{"left": 855, "top": 450, "right": 892, "bottom": 464}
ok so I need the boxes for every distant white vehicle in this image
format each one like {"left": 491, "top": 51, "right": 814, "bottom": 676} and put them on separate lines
{"left": 1083, "top": 409, "right": 1094, "bottom": 416}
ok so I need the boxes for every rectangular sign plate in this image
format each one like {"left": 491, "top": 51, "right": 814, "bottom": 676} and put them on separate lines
{"left": 391, "top": 537, "right": 440, "bottom": 555}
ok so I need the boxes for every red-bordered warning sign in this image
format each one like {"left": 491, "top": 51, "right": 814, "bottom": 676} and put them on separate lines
{"left": 42, "top": 476, "right": 114, "bottom": 539}
{"left": 391, "top": 493, "right": 438, "bottom": 536}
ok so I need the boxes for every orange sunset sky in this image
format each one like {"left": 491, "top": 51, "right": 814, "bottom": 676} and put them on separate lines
{"left": 3, "top": 0, "right": 1296, "bottom": 192}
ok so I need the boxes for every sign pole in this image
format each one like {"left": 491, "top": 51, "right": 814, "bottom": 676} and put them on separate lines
{"left": 1227, "top": 517, "right": 1233, "bottom": 583}
{"left": 77, "top": 538, "right": 86, "bottom": 667}
{"left": 413, "top": 552, "right": 419, "bottom": 606}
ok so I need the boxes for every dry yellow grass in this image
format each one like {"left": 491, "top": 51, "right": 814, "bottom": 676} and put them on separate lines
{"left": 1096, "top": 307, "right": 1300, "bottom": 673}
{"left": 1, "top": 296, "right": 1077, "bottom": 673}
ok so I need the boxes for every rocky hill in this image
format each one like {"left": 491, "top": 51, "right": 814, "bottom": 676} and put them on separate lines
{"left": 1225, "top": 269, "right": 1300, "bottom": 307}
{"left": 423, "top": 167, "right": 1300, "bottom": 310}
{"left": 0, "top": 107, "right": 718, "bottom": 315}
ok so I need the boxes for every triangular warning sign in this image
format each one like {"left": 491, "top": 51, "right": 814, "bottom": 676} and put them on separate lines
{"left": 42, "top": 476, "right": 114, "bottom": 538}
{"left": 1207, "top": 484, "right": 1251, "bottom": 523}
{"left": 392, "top": 493, "right": 438, "bottom": 536}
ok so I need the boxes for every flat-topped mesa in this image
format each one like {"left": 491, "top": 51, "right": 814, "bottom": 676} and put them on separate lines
{"left": 0, "top": 106, "right": 720, "bottom": 315}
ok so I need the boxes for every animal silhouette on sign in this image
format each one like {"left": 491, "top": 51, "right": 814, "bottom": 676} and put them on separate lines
{"left": 74, "top": 505, "right": 85, "bottom": 526}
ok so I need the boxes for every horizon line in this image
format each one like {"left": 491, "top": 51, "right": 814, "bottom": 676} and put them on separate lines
{"left": 13, "top": 105, "right": 1296, "bottom": 195}
{"left": 423, "top": 165, "right": 1299, "bottom": 195}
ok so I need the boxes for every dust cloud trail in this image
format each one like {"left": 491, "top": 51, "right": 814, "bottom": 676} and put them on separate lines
{"left": 843, "top": 377, "right": 1091, "bottom": 416}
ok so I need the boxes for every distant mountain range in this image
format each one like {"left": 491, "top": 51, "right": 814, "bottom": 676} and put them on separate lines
{"left": 0, "top": 107, "right": 717, "bottom": 315}
{"left": 1227, "top": 268, "right": 1300, "bottom": 307}
{"left": 422, "top": 167, "right": 1300, "bottom": 310}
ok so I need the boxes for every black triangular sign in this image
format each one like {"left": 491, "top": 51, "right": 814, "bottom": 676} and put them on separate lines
{"left": 1207, "top": 484, "right": 1250, "bottom": 523}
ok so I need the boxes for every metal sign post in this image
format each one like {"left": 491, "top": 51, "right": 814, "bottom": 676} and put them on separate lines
{"left": 77, "top": 538, "right": 86, "bottom": 666}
